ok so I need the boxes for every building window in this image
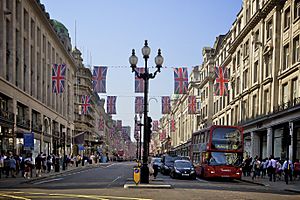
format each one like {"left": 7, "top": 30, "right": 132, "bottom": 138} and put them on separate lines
{"left": 283, "top": 43, "right": 290, "bottom": 70}
{"left": 291, "top": 78, "right": 298, "bottom": 101}
{"left": 265, "top": 55, "right": 272, "bottom": 78}
{"left": 293, "top": 36, "right": 300, "bottom": 64}
{"left": 284, "top": 7, "right": 291, "bottom": 29}
{"left": 237, "top": 50, "right": 241, "bottom": 66}
{"left": 294, "top": 0, "right": 300, "bottom": 20}
{"left": 264, "top": 90, "right": 270, "bottom": 114}
{"left": 233, "top": 57, "right": 236, "bottom": 71}
{"left": 244, "top": 40, "right": 249, "bottom": 58}
{"left": 282, "top": 83, "right": 289, "bottom": 104}
{"left": 252, "top": 95, "right": 257, "bottom": 117}
{"left": 253, "top": 61, "right": 258, "bottom": 83}
{"left": 243, "top": 69, "right": 248, "bottom": 90}
{"left": 266, "top": 20, "right": 273, "bottom": 40}
{"left": 254, "top": 30, "right": 260, "bottom": 49}
{"left": 236, "top": 77, "right": 240, "bottom": 95}
{"left": 242, "top": 100, "right": 248, "bottom": 119}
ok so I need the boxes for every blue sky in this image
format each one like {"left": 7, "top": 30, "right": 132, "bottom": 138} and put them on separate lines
{"left": 41, "top": 0, "right": 242, "bottom": 140}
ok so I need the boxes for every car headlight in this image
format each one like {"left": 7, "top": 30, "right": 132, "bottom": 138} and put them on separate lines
{"left": 164, "top": 166, "right": 169, "bottom": 169}
{"left": 175, "top": 169, "right": 180, "bottom": 173}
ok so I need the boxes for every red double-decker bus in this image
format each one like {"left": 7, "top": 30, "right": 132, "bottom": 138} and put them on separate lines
{"left": 191, "top": 125, "right": 243, "bottom": 179}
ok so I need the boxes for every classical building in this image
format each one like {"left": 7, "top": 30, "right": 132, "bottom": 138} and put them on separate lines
{"left": 0, "top": 0, "right": 76, "bottom": 158}
{"left": 160, "top": 0, "right": 300, "bottom": 162}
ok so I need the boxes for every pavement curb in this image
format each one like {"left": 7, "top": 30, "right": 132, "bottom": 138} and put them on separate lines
{"left": 239, "top": 179, "right": 267, "bottom": 186}
{"left": 284, "top": 189, "right": 300, "bottom": 194}
{"left": 124, "top": 183, "right": 172, "bottom": 189}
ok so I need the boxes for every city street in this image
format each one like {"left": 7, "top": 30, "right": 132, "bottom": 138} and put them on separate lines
{"left": 0, "top": 162, "right": 299, "bottom": 200}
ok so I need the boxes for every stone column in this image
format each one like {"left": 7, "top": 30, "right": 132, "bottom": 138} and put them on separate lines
{"left": 289, "top": 122, "right": 293, "bottom": 160}
{"left": 250, "top": 132, "right": 260, "bottom": 158}
{"left": 267, "top": 127, "right": 273, "bottom": 157}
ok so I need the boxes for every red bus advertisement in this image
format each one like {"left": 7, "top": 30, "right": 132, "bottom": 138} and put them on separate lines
{"left": 191, "top": 125, "right": 243, "bottom": 179}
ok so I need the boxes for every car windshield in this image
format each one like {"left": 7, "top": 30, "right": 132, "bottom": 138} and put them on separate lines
{"left": 153, "top": 158, "right": 161, "bottom": 163}
{"left": 208, "top": 152, "right": 242, "bottom": 167}
{"left": 175, "top": 161, "right": 193, "bottom": 168}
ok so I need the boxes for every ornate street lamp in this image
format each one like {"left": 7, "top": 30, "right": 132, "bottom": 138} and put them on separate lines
{"left": 129, "top": 40, "right": 163, "bottom": 183}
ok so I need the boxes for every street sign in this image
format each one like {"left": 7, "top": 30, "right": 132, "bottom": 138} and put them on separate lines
{"left": 23, "top": 132, "right": 34, "bottom": 150}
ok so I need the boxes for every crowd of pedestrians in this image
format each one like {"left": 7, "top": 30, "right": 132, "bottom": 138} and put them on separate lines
{"left": 242, "top": 155, "right": 300, "bottom": 184}
{"left": 0, "top": 151, "right": 91, "bottom": 179}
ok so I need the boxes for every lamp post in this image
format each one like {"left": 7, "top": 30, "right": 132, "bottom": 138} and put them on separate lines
{"left": 134, "top": 115, "right": 139, "bottom": 160}
{"left": 139, "top": 113, "right": 142, "bottom": 161}
{"left": 129, "top": 40, "right": 164, "bottom": 183}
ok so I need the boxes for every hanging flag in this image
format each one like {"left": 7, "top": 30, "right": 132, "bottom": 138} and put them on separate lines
{"left": 135, "top": 67, "right": 145, "bottom": 93}
{"left": 135, "top": 97, "right": 144, "bottom": 114}
{"left": 214, "top": 66, "right": 229, "bottom": 96}
{"left": 153, "top": 120, "right": 159, "bottom": 131}
{"left": 174, "top": 67, "right": 188, "bottom": 94}
{"left": 81, "top": 95, "right": 91, "bottom": 115}
{"left": 160, "top": 129, "right": 166, "bottom": 141}
{"left": 188, "top": 96, "right": 197, "bottom": 114}
{"left": 52, "top": 64, "right": 66, "bottom": 94}
{"left": 134, "top": 131, "right": 139, "bottom": 140}
{"left": 117, "top": 120, "right": 122, "bottom": 131}
{"left": 170, "top": 119, "right": 176, "bottom": 132}
{"left": 135, "top": 120, "right": 140, "bottom": 131}
{"left": 162, "top": 96, "right": 171, "bottom": 114}
{"left": 98, "top": 116, "right": 104, "bottom": 131}
{"left": 92, "top": 66, "right": 107, "bottom": 93}
{"left": 107, "top": 96, "right": 117, "bottom": 114}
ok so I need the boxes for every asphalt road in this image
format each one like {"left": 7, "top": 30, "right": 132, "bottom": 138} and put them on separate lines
{"left": 0, "top": 162, "right": 299, "bottom": 200}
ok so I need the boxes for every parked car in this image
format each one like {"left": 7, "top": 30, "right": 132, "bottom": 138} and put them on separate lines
{"left": 161, "top": 155, "right": 182, "bottom": 175}
{"left": 170, "top": 160, "right": 196, "bottom": 179}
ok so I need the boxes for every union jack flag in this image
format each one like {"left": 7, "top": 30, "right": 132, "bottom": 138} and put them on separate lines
{"left": 107, "top": 96, "right": 117, "bottom": 114}
{"left": 135, "top": 120, "right": 140, "bottom": 131}
{"left": 161, "top": 96, "right": 171, "bottom": 114}
{"left": 153, "top": 120, "right": 159, "bottom": 131}
{"left": 116, "top": 120, "right": 122, "bottom": 131}
{"left": 214, "top": 66, "right": 229, "bottom": 96}
{"left": 52, "top": 64, "right": 66, "bottom": 94}
{"left": 160, "top": 129, "right": 166, "bottom": 141}
{"left": 81, "top": 95, "right": 90, "bottom": 115}
{"left": 170, "top": 119, "right": 175, "bottom": 132}
{"left": 188, "top": 96, "right": 197, "bottom": 114}
{"left": 135, "top": 97, "right": 144, "bottom": 114}
{"left": 134, "top": 131, "right": 139, "bottom": 140}
{"left": 98, "top": 116, "right": 104, "bottom": 131}
{"left": 135, "top": 68, "right": 145, "bottom": 93}
{"left": 92, "top": 66, "right": 107, "bottom": 93}
{"left": 174, "top": 67, "right": 188, "bottom": 94}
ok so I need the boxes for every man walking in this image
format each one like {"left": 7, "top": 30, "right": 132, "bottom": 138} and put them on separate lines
{"left": 267, "top": 155, "right": 276, "bottom": 182}
{"left": 282, "top": 158, "right": 294, "bottom": 184}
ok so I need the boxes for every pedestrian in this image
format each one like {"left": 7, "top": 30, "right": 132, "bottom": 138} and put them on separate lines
{"left": 46, "top": 154, "right": 52, "bottom": 173}
{"left": 282, "top": 158, "right": 293, "bottom": 184}
{"left": 4, "top": 155, "right": 10, "bottom": 178}
{"left": 24, "top": 154, "right": 32, "bottom": 179}
{"left": 251, "top": 156, "right": 260, "bottom": 180}
{"left": 0, "top": 152, "right": 4, "bottom": 179}
{"left": 35, "top": 154, "right": 43, "bottom": 177}
{"left": 275, "top": 160, "right": 282, "bottom": 181}
{"left": 9, "top": 155, "right": 16, "bottom": 178}
{"left": 261, "top": 158, "right": 269, "bottom": 178}
{"left": 294, "top": 159, "right": 300, "bottom": 180}
{"left": 42, "top": 153, "right": 47, "bottom": 173}
{"left": 267, "top": 155, "right": 276, "bottom": 182}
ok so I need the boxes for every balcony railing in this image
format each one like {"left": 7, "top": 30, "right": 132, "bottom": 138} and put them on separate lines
{"left": 0, "top": 109, "right": 14, "bottom": 123}
{"left": 16, "top": 116, "right": 30, "bottom": 129}
{"left": 31, "top": 121, "right": 42, "bottom": 132}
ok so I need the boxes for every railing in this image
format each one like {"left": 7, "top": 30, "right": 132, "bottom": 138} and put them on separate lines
{"left": 16, "top": 116, "right": 30, "bottom": 129}
{"left": 0, "top": 109, "right": 14, "bottom": 123}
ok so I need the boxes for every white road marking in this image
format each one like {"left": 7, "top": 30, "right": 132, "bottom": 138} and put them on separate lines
{"left": 33, "top": 177, "right": 64, "bottom": 185}
{"left": 112, "top": 176, "right": 121, "bottom": 183}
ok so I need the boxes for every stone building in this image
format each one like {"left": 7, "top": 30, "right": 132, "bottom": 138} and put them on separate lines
{"left": 0, "top": 0, "right": 76, "bottom": 157}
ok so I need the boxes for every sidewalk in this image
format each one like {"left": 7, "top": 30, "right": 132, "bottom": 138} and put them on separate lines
{"left": 0, "top": 162, "right": 110, "bottom": 188}
{"left": 240, "top": 175, "right": 300, "bottom": 193}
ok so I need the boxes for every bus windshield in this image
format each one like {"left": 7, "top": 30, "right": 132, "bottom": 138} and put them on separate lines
{"left": 208, "top": 152, "right": 242, "bottom": 167}
{"left": 211, "top": 127, "right": 242, "bottom": 151}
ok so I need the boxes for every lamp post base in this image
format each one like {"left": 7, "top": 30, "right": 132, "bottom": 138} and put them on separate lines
{"left": 140, "top": 163, "right": 149, "bottom": 183}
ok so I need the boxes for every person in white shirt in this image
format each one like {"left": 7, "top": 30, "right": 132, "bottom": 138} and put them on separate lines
{"left": 282, "top": 159, "right": 294, "bottom": 184}
{"left": 267, "top": 155, "right": 276, "bottom": 182}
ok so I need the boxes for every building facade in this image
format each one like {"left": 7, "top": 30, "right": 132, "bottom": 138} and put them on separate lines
{"left": 160, "top": 0, "right": 300, "bottom": 162}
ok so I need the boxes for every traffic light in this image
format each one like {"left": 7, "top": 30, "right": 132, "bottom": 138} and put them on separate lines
{"left": 146, "top": 117, "right": 153, "bottom": 141}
